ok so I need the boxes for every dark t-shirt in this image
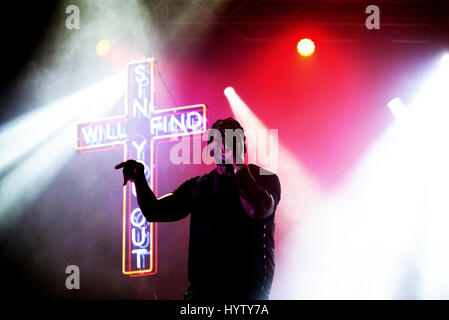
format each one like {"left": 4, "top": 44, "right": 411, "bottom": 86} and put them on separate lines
{"left": 172, "top": 164, "right": 281, "bottom": 299}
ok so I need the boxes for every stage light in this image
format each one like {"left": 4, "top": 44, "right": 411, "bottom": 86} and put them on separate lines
{"left": 223, "top": 85, "right": 321, "bottom": 197}
{"left": 96, "top": 39, "right": 111, "bottom": 57}
{"left": 224, "top": 86, "right": 235, "bottom": 96}
{"left": 387, "top": 97, "right": 407, "bottom": 120}
{"left": 0, "top": 73, "right": 124, "bottom": 227}
{"left": 261, "top": 53, "right": 449, "bottom": 299}
{"left": 223, "top": 87, "right": 324, "bottom": 299}
{"left": 279, "top": 53, "right": 449, "bottom": 299}
{"left": 442, "top": 53, "right": 449, "bottom": 66}
{"left": 297, "top": 38, "right": 315, "bottom": 57}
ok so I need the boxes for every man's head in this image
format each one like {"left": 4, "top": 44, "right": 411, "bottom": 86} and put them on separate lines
{"left": 207, "top": 117, "right": 247, "bottom": 166}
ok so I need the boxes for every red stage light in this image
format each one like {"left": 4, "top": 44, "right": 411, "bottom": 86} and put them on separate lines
{"left": 297, "top": 38, "right": 315, "bottom": 57}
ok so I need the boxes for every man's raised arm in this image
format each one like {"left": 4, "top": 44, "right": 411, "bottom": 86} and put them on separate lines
{"left": 234, "top": 164, "right": 276, "bottom": 220}
{"left": 115, "top": 160, "right": 191, "bottom": 222}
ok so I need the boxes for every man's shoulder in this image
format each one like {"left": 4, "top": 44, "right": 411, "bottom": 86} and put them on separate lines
{"left": 183, "top": 168, "right": 216, "bottom": 183}
{"left": 179, "top": 169, "right": 216, "bottom": 189}
{"left": 248, "top": 164, "right": 278, "bottom": 178}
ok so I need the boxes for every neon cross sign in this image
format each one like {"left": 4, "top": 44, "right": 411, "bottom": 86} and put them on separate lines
{"left": 76, "top": 58, "right": 207, "bottom": 276}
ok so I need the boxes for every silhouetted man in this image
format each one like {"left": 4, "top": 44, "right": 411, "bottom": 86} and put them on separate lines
{"left": 115, "top": 117, "right": 281, "bottom": 300}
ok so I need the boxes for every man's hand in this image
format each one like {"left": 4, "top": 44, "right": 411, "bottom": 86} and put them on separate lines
{"left": 115, "top": 160, "right": 145, "bottom": 185}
